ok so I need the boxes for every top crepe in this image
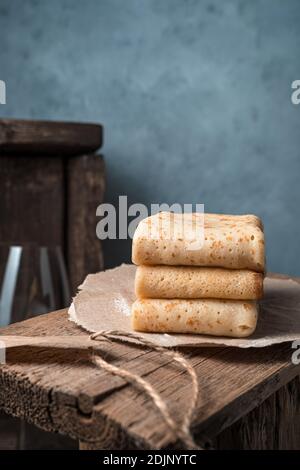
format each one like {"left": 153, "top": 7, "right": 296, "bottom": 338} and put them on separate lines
{"left": 132, "top": 212, "right": 265, "bottom": 272}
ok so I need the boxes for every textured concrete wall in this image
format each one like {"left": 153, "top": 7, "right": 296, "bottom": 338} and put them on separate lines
{"left": 0, "top": 0, "right": 300, "bottom": 273}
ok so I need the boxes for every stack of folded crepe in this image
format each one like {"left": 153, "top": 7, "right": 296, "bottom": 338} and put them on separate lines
{"left": 131, "top": 212, "right": 265, "bottom": 338}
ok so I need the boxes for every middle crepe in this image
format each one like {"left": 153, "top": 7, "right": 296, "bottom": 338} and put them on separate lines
{"left": 135, "top": 265, "right": 264, "bottom": 300}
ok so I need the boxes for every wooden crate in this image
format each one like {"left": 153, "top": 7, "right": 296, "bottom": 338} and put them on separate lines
{"left": 0, "top": 118, "right": 105, "bottom": 295}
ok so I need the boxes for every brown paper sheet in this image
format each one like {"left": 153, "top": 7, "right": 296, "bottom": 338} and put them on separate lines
{"left": 68, "top": 264, "right": 300, "bottom": 348}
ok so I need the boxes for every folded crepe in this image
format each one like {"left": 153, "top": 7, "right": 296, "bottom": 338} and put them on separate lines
{"left": 132, "top": 212, "right": 265, "bottom": 272}
{"left": 132, "top": 298, "right": 258, "bottom": 338}
{"left": 135, "top": 265, "right": 263, "bottom": 300}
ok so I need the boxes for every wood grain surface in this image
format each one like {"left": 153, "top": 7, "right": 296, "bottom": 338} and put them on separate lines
{"left": 0, "top": 119, "right": 103, "bottom": 156}
{"left": 67, "top": 154, "right": 105, "bottom": 294}
{"left": 0, "top": 156, "right": 64, "bottom": 245}
{"left": 0, "top": 151, "right": 105, "bottom": 298}
{"left": 0, "top": 276, "right": 299, "bottom": 449}
{"left": 214, "top": 376, "right": 300, "bottom": 449}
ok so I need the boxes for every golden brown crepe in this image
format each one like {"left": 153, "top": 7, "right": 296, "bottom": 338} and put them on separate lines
{"left": 135, "top": 265, "right": 263, "bottom": 300}
{"left": 132, "top": 298, "right": 258, "bottom": 338}
{"left": 132, "top": 212, "right": 265, "bottom": 272}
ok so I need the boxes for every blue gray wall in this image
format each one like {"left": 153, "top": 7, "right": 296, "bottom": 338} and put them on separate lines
{"left": 1, "top": 0, "right": 300, "bottom": 274}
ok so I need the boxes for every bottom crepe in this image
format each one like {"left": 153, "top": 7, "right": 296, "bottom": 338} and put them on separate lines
{"left": 132, "top": 298, "right": 258, "bottom": 338}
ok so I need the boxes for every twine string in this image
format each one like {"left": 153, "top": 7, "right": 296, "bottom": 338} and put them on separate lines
{"left": 90, "top": 330, "right": 201, "bottom": 450}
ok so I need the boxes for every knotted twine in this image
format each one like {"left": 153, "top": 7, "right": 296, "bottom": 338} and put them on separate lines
{"left": 89, "top": 330, "right": 202, "bottom": 450}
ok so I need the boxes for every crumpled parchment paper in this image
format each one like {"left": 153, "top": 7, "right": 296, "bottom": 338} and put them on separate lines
{"left": 68, "top": 264, "right": 300, "bottom": 348}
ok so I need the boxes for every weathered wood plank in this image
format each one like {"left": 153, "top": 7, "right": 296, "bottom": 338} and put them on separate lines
{"left": 0, "top": 119, "right": 102, "bottom": 156}
{"left": 67, "top": 154, "right": 105, "bottom": 294}
{"left": 0, "top": 281, "right": 299, "bottom": 449}
{"left": 0, "top": 411, "right": 20, "bottom": 450}
{"left": 214, "top": 375, "right": 300, "bottom": 449}
{"left": 78, "top": 375, "right": 300, "bottom": 450}
{"left": 88, "top": 342, "right": 298, "bottom": 448}
{"left": 0, "top": 156, "right": 64, "bottom": 246}
{"left": 0, "top": 157, "right": 66, "bottom": 323}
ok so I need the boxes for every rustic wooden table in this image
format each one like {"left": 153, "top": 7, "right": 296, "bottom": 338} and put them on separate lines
{"left": 0, "top": 287, "right": 299, "bottom": 450}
